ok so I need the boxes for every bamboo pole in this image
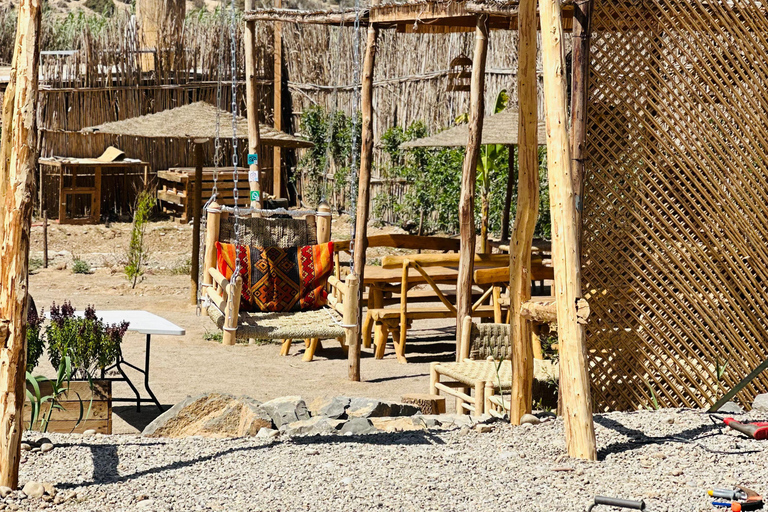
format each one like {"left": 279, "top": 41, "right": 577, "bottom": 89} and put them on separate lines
{"left": 455, "top": 15, "right": 489, "bottom": 355}
{"left": 245, "top": 0, "right": 262, "bottom": 210}
{"left": 42, "top": 211, "right": 48, "bottom": 268}
{"left": 190, "top": 139, "right": 205, "bottom": 305}
{"left": 0, "top": 0, "right": 42, "bottom": 488}
{"left": 350, "top": 1, "right": 380, "bottom": 382}
{"left": 509, "top": 0, "right": 539, "bottom": 425}
{"left": 570, "top": 0, "right": 593, "bottom": 250}
{"left": 500, "top": 144, "right": 516, "bottom": 241}
{"left": 273, "top": 0, "right": 283, "bottom": 199}
{"left": 540, "top": 0, "right": 597, "bottom": 460}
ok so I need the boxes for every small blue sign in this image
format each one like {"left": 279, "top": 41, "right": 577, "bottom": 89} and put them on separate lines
{"left": 247, "top": 153, "right": 258, "bottom": 165}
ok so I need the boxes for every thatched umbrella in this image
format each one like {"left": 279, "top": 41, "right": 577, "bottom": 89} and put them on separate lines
{"left": 401, "top": 108, "right": 546, "bottom": 241}
{"left": 83, "top": 101, "right": 313, "bottom": 304}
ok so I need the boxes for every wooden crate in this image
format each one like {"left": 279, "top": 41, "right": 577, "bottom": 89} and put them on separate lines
{"left": 157, "top": 167, "right": 252, "bottom": 223}
{"left": 24, "top": 380, "right": 112, "bottom": 434}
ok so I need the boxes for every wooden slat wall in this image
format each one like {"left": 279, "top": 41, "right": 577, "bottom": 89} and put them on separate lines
{"left": 583, "top": 0, "right": 768, "bottom": 411}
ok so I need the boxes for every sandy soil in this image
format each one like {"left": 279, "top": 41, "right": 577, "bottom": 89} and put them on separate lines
{"left": 28, "top": 216, "right": 457, "bottom": 435}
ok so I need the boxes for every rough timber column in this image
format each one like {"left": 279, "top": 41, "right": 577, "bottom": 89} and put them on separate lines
{"left": 455, "top": 15, "right": 489, "bottom": 353}
{"left": 350, "top": 6, "right": 380, "bottom": 381}
{"left": 540, "top": 0, "right": 597, "bottom": 460}
{"left": 273, "top": 0, "right": 283, "bottom": 198}
{"left": 0, "top": 0, "right": 42, "bottom": 488}
{"left": 245, "top": 0, "right": 262, "bottom": 210}
{"left": 509, "top": 0, "right": 539, "bottom": 424}
{"left": 136, "top": 0, "right": 185, "bottom": 70}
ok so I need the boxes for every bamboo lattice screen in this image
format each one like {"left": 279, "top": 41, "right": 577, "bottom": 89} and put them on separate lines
{"left": 583, "top": 0, "right": 768, "bottom": 411}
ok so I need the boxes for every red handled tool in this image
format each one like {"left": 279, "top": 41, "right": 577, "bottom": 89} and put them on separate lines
{"left": 724, "top": 418, "right": 768, "bottom": 440}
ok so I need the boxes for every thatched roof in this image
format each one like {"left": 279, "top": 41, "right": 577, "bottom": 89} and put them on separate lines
{"left": 82, "top": 102, "right": 313, "bottom": 149}
{"left": 400, "top": 109, "right": 547, "bottom": 149}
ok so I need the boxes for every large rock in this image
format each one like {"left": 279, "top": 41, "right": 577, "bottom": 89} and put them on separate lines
{"left": 753, "top": 393, "right": 768, "bottom": 412}
{"left": 308, "top": 396, "right": 351, "bottom": 419}
{"left": 142, "top": 393, "right": 273, "bottom": 438}
{"left": 339, "top": 417, "right": 377, "bottom": 435}
{"left": 716, "top": 401, "right": 744, "bottom": 414}
{"left": 261, "top": 396, "right": 310, "bottom": 427}
{"left": 370, "top": 417, "right": 427, "bottom": 432}
{"left": 282, "top": 417, "right": 345, "bottom": 436}
{"left": 346, "top": 398, "right": 419, "bottom": 419}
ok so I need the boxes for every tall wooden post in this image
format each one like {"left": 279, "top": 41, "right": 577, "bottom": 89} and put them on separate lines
{"left": 570, "top": 0, "right": 593, "bottom": 249}
{"left": 245, "top": 0, "right": 262, "bottom": 210}
{"left": 509, "top": 0, "right": 540, "bottom": 425}
{"left": 190, "top": 139, "right": 206, "bottom": 305}
{"left": 540, "top": 0, "right": 597, "bottom": 460}
{"left": 0, "top": 0, "right": 42, "bottom": 488}
{"left": 500, "top": 144, "right": 516, "bottom": 241}
{"left": 455, "top": 15, "right": 489, "bottom": 353}
{"left": 350, "top": 9, "right": 380, "bottom": 381}
{"left": 273, "top": 0, "right": 283, "bottom": 199}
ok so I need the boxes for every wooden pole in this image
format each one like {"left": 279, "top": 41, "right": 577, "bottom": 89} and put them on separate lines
{"left": 570, "top": 0, "right": 593, "bottom": 250}
{"left": 540, "top": 0, "right": 597, "bottom": 460}
{"left": 42, "top": 211, "right": 48, "bottom": 268}
{"left": 455, "top": 15, "right": 489, "bottom": 355}
{"left": 509, "top": 0, "right": 539, "bottom": 425}
{"left": 190, "top": 139, "right": 205, "bottom": 305}
{"left": 0, "top": 0, "right": 42, "bottom": 488}
{"left": 245, "top": 0, "right": 262, "bottom": 210}
{"left": 349, "top": 4, "right": 380, "bottom": 382}
{"left": 273, "top": 0, "right": 283, "bottom": 199}
{"left": 500, "top": 144, "right": 516, "bottom": 241}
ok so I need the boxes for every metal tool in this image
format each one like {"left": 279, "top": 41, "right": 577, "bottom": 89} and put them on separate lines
{"left": 724, "top": 418, "right": 768, "bottom": 440}
{"left": 587, "top": 496, "right": 646, "bottom": 511}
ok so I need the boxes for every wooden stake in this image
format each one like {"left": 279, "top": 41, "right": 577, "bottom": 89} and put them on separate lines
{"left": 190, "top": 140, "right": 205, "bottom": 305}
{"left": 540, "top": 0, "right": 597, "bottom": 460}
{"left": 273, "top": 0, "right": 283, "bottom": 199}
{"left": 500, "top": 144, "right": 516, "bottom": 241}
{"left": 455, "top": 15, "right": 489, "bottom": 356}
{"left": 0, "top": 0, "right": 42, "bottom": 488}
{"left": 350, "top": 2, "right": 380, "bottom": 381}
{"left": 570, "top": 0, "right": 593, "bottom": 250}
{"left": 509, "top": 0, "right": 539, "bottom": 425}
{"left": 245, "top": 0, "right": 262, "bottom": 210}
{"left": 42, "top": 211, "right": 48, "bottom": 268}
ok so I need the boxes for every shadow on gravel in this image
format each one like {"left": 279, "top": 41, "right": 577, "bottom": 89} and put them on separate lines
{"left": 289, "top": 430, "right": 447, "bottom": 447}
{"left": 594, "top": 414, "right": 739, "bottom": 460}
{"left": 113, "top": 405, "right": 174, "bottom": 432}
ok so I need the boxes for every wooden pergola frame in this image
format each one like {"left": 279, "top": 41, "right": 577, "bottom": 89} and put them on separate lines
{"left": 244, "top": 0, "right": 597, "bottom": 459}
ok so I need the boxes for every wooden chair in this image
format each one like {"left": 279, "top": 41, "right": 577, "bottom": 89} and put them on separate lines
{"left": 202, "top": 202, "right": 359, "bottom": 362}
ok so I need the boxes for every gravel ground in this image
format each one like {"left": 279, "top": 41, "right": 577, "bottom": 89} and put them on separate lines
{"left": 8, "top": 408, "right": 768, "bottom": 512}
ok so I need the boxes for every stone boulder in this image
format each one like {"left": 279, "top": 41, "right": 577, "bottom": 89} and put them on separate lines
{"left": 261, "top": 396, "right": 311, "bottom": 427}
{"left": 308, "top": 396, "right": 351, "bottom": 419}
{"left": 370, "top": 416, "right": 428, "bottom": 432}
{"left": 282, "top": 417, "right": 345, "bottom": 436}
{"left": 339, "top": 417, "right": 377, "bottom": 435}
{"left": 716, "top": 401, "right": 744, "bottom": 414}
{"left": 752, "top": 393, "right": 768, "bottom": 413}
{"left": 346, "top": 398, "right": 419, "bottom": 419}
{"left": 142, "top": 393, "right": 273, "bottom": 438}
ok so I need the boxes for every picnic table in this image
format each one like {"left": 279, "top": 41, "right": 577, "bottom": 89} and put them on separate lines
{"left": 364, "top": 265, "right": 460, "bottom": 310}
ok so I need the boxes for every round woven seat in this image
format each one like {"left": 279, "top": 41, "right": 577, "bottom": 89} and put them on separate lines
{"left": 208, "top": 307, "right": 345, "bottom": 341}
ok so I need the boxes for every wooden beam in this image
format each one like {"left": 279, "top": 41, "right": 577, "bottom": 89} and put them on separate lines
{"left": 190, "top": 140, "right": 205, "bottom": 305}
{"left": 570, "top": 0, "right": 593, "bottom": 250}
{"left": 382, "top": 253, "right": 508, "bottom": 269}
{"left": 243, "top": 8, "right": 368, "bottom": 26}
{"left": 273, "top": 0, "right": 283, "bottom": 199}
{"left": 540, "top": 0, "right": 597, "bottom": 460}
{"left": 350, "top": 0, "right": 380, "bottom": 382}
{"left": 521, "top": 297, "right": 590, "bottom": 324}
{"left": 245, "top": 0, "right": 262, "bottom": 210}
{"left": 500, "top": 144, "right": 516, "bottom": 241}
{"left": 0, "top": 0, "right": 41, "bottom": 488}
{"left": 509, "top": 0, "right": 539, "bottom": 425}
{"left": 455, "top": 15, "right": 489, "bottom": 356}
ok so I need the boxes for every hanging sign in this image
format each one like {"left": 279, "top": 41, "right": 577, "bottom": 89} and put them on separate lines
{"left": 248, "top": 170, "right": 259, "bottom": 183}
{"left": 247, "top": 153, "right": 258, "bottom": 165}
{"left": 250, "top": 190, "right": 260, "bottom": 202}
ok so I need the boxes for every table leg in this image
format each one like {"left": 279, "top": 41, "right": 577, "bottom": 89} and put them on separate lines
{"left": 143, "top": 334, "right": 164, "bottom": 412}
{"left": 114, "top": 354, "right": 143, "bottom": 413}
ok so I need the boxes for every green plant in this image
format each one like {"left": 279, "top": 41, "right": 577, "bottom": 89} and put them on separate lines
{"left": 26, "top": 355, "right": 84, "bottom": 432}
{"left": 47, "top": 302, "right": 128, "bottom": 380}
{"left": 124, "top": 191, "right": 156, "bottom": 288}
{"left": 171, "top": 257, "right": 192, "bottom": 276}
{"left": 29, "top": 257, "right": 43, "bottom": 273}
{"left": 714, "top": 356, "right": 729, "bottom": 399}
{"left": 203, "top": 330, "right": 223, "bottom": 343}
{"left": 71, "top": 257, "right": 92, "bottom": 275}
{"left": 642, "top": 379, "right": 661, "bottom": 410}
{"left": 84, "top": 0, "right": 116, "bottom": 16}
{"left": 26, "top": 305, "right": 45, "bottom": 374}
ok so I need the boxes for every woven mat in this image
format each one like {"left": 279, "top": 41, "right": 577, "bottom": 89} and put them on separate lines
{"left": 436, "top": 359, "right": 559, "bottom": 389}
{"left": 208, "top": 307, "right": 345, "bottom": 340}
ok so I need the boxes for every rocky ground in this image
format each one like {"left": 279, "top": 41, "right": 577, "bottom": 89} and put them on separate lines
{"left": 4, "top": 408, "right": 768, "bottom": 512}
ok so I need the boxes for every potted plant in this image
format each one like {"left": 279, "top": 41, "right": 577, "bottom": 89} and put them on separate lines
{"left": 25, "top": 302, "right": 128, "bottom": 434}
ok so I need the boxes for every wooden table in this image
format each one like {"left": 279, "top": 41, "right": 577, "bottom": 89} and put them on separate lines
{"left": 364, "top": 265, "right": 459, "bottom": 309}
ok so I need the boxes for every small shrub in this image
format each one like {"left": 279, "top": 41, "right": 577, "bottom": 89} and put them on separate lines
{"left": 47, "top": 302, "right": 128, "bottom": 380}
{"left": 171, "top": 257, "right": 192, "bottom": 276}
{"left": 29, "top": 257, "right": 43, "bottom": 273}
{"left": 26, "top": 355, "right": 81, "bottom": 432}
{"left": 124, "top": 191, "right": 156, "bottom": 288}
{"left": 84, "top": 0, "right": 115, "bottom": 16}
{"left": 71, "top": 257, "right": 92, "bottom": 275}
{"left": 203, "top": 330, "right": 223, "bottom": 343}
{"left": 26, "top": 305, "right": 45, "bottom": 374}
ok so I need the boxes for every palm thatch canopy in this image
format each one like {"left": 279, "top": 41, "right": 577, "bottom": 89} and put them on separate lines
{"left": 82, "top": 102, "right": 313, "bottom": 149}
{"left": 400, "top": 109, "right": 547, "bottom": 149}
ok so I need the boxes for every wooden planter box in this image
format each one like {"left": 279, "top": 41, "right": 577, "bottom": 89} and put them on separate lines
{"left": 24, "top": 380, "right": 112, "bottom": 434}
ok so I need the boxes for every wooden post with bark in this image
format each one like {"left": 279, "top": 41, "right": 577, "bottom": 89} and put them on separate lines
{"left": 500, "top": 145, "right": 516, "bottom": 241}
{"left": 0, "top": 0, "right": 42, "bottom": 488}
{"left": 273, "top": 0, "right": 283, "bottom": 199}
{"left": 509, "top": 0, "right": 539, "bottom": 424}
{"left": 540, "top": 0, "right": 597, "bottom": 460}
{"left": 570, "top": 0, "right": 593, "bottom": 249}
{"left": 245, "top": 0, "right": 262, "bottom": 210}
{"left": 190, "top": 139, "right": 206, "bottom": 305}
{"left": 455, "top": 15, "right": 489, "bottom": 354}
{"left": 349, "top": 6, "right": 380, "bottom": 382}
